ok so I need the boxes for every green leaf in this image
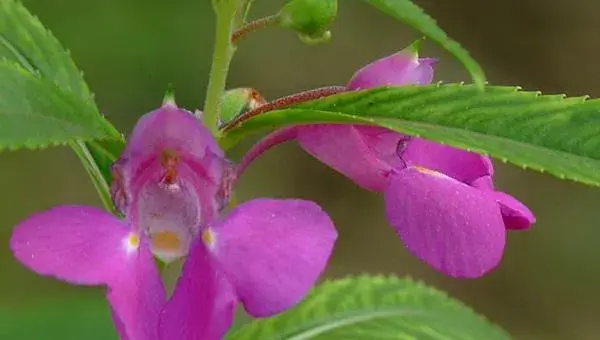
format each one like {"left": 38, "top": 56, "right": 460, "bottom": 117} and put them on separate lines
{"left": 0, "top": 62, "right": 117, "bottom": 149}
{"left": 0, "top": 0, "right": 124, "bottom": 210}
{"left": 0, "top": 0, "right": 93, "bottom": 102}
{"left": 228, "top": 275, "right": 508, "bottom": 339}
{"left": 220, "top": 84, "right": 600, "bottom": 187}
{"left": 357, "top": 0, "right": 485, "bottom": 88}
{"left": 0, "top": 297, "right": 117, "bottom": 339}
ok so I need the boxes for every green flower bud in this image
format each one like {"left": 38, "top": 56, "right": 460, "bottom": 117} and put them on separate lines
{"left": 220, "top": 88, "right": 266, "bottom": 125}
{"left": 279, "top": 0, "right": 337, "bottom": 43}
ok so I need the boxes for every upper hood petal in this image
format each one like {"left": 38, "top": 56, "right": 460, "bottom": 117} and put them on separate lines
{"left": 112, "top": 105, "right": 229, "bottom": 214}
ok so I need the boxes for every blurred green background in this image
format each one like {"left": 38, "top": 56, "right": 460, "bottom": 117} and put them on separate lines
{"left": 2, "top": 0, "right": 600, "bottom": 339}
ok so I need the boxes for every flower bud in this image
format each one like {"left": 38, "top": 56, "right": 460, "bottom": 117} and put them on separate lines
{"left": 220, "top": 88, "right": 267, "bottom": 125}
{"left": 347, "top": 39, "right": 436, "bottom": 90}
{"left": 279, "top": 0, "right": 337, "bottom": 44}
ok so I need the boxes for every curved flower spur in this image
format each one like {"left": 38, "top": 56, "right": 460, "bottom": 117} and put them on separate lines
{"left": 238, "top": 41, "right": 535, "bottom": 278}
{"left": 10, "top": 100, "right": 337, "bottom": 339}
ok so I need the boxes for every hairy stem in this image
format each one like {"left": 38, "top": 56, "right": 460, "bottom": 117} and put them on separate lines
{"left": 222, "top": 86, "right": 347, "bottom": 132}
{"left": 231, "top": 14, "right": 281, "bottom": 43}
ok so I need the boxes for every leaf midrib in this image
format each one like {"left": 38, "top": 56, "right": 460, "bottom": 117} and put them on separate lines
{"left": 281, "top": 309, "right": 421, "bottom": 340}
{"left": 244, "top": 107, "right": 600, "bottom": 166}
{"left": 0, "top": 33, "right": 36, "bottom": 72}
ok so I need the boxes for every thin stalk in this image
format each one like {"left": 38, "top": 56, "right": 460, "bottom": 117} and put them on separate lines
{"left": 69, "top": 140, "right": 116, "bottom": 214}
{"left": 231, "top": 14, "right": 281, "bottom": 43}
{"left": 202, "top": 3, "right": 237, "bottom": 136}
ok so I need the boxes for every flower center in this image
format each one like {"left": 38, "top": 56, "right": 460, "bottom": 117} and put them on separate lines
{"left": 139, "top": 183, "right": 200, "bottom": 263}
{"left": 151, "top": 230, "right": 182, "bottom": 252}
{"left": 136, "top": 158, "right": 202, "bottom": 263}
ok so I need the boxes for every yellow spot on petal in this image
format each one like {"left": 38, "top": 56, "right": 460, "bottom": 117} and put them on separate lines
{"left": 151, "top": 231, "right": 181, "bottom": 251}
{"left": 125, "top": 233, "right": 140, "bottom": 253}
{"left": 413, "top": 165, "right": 444, "bottom": 177}
{"left": 201, "top": 228, "right": 215, "bottom": 248}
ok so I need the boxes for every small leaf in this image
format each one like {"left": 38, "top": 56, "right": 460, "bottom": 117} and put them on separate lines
{"left": 228, "top": 275, "right": 508, "bottom": 339}
{"left": 220, "top": 84, "right": 600, "bottom": 187}
{"left": 358, "top": 0, "right": 486, "bottom": 88}
{"left": 0, "top": 62, "right": 117, "bottom": 149}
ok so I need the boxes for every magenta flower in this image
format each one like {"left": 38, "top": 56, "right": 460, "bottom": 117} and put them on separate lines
{"left": 240, "top": 44, "right": 534, "bottom": 278}
{"left": 10, "top": 103, "right": 337, "bottom": 339}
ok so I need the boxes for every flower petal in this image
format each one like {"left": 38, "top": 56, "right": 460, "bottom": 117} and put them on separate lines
{"left": 107, "top": 241, "right": 166, "bottom": 340}
{"left": 10, "top": 206, "right": 131, "bottom": 284}
{"left": 297, "top": 124, "right": 393, "bottom": 191}
{"left": 108, "top": 308, "right": 129, "bottom": 340}
{"left": 469, "top": 176, "right": 535, "bottom": 230}
{"left": 209, "top": 199, "right": 337, "bottom": 316}
{"left": 384, "top": 168, "right": 506, "bottom": 278}
{"left": 353, "top": 126, "right": 410, "bottom": 170}
{"left": 401, "top": 139, "right": 494, "bottom": 183}
{"left": 112, "top": 106, "right": 227, "bottom": 215}
{"left": 490, "top": 191, "right": 536, "bottom": 230}
{"left": 347, "top": 51, "right": 435, "bottom": 89}
{"left": 160, "top": 237, "right": 236, "bottom": 340}
{"left": 10, "top": 206, "right": 166, "bottom": 339}
{"left": 470, "top": 175, "right": 495, "bottom": 190}
{"left": 122, "top": 104, "right": 223, "bottom": 161}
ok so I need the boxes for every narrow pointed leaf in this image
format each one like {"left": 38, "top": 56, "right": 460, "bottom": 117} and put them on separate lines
{"left": 358, "top": 0, "right": 485, "bottom": 87}
{"left": 228, "top": 275, "right": 508, "bottom": 339}
{"left": 220, "top": 84, "right": 600, "bottom": 187}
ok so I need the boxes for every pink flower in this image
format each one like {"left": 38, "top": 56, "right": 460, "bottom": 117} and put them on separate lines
{"left": 240, "top": 43, "right": 534, "bottom": 278}
{"left": 10, "top": 103, "right": 337, "bottom": 339}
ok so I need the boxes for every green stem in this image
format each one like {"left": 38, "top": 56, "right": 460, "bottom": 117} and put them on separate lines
{"left": 69, "top": 140, "right": 116, "bottom": 214}
{"left": 202, "top": 3, "right": 237, "bottom": 136}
